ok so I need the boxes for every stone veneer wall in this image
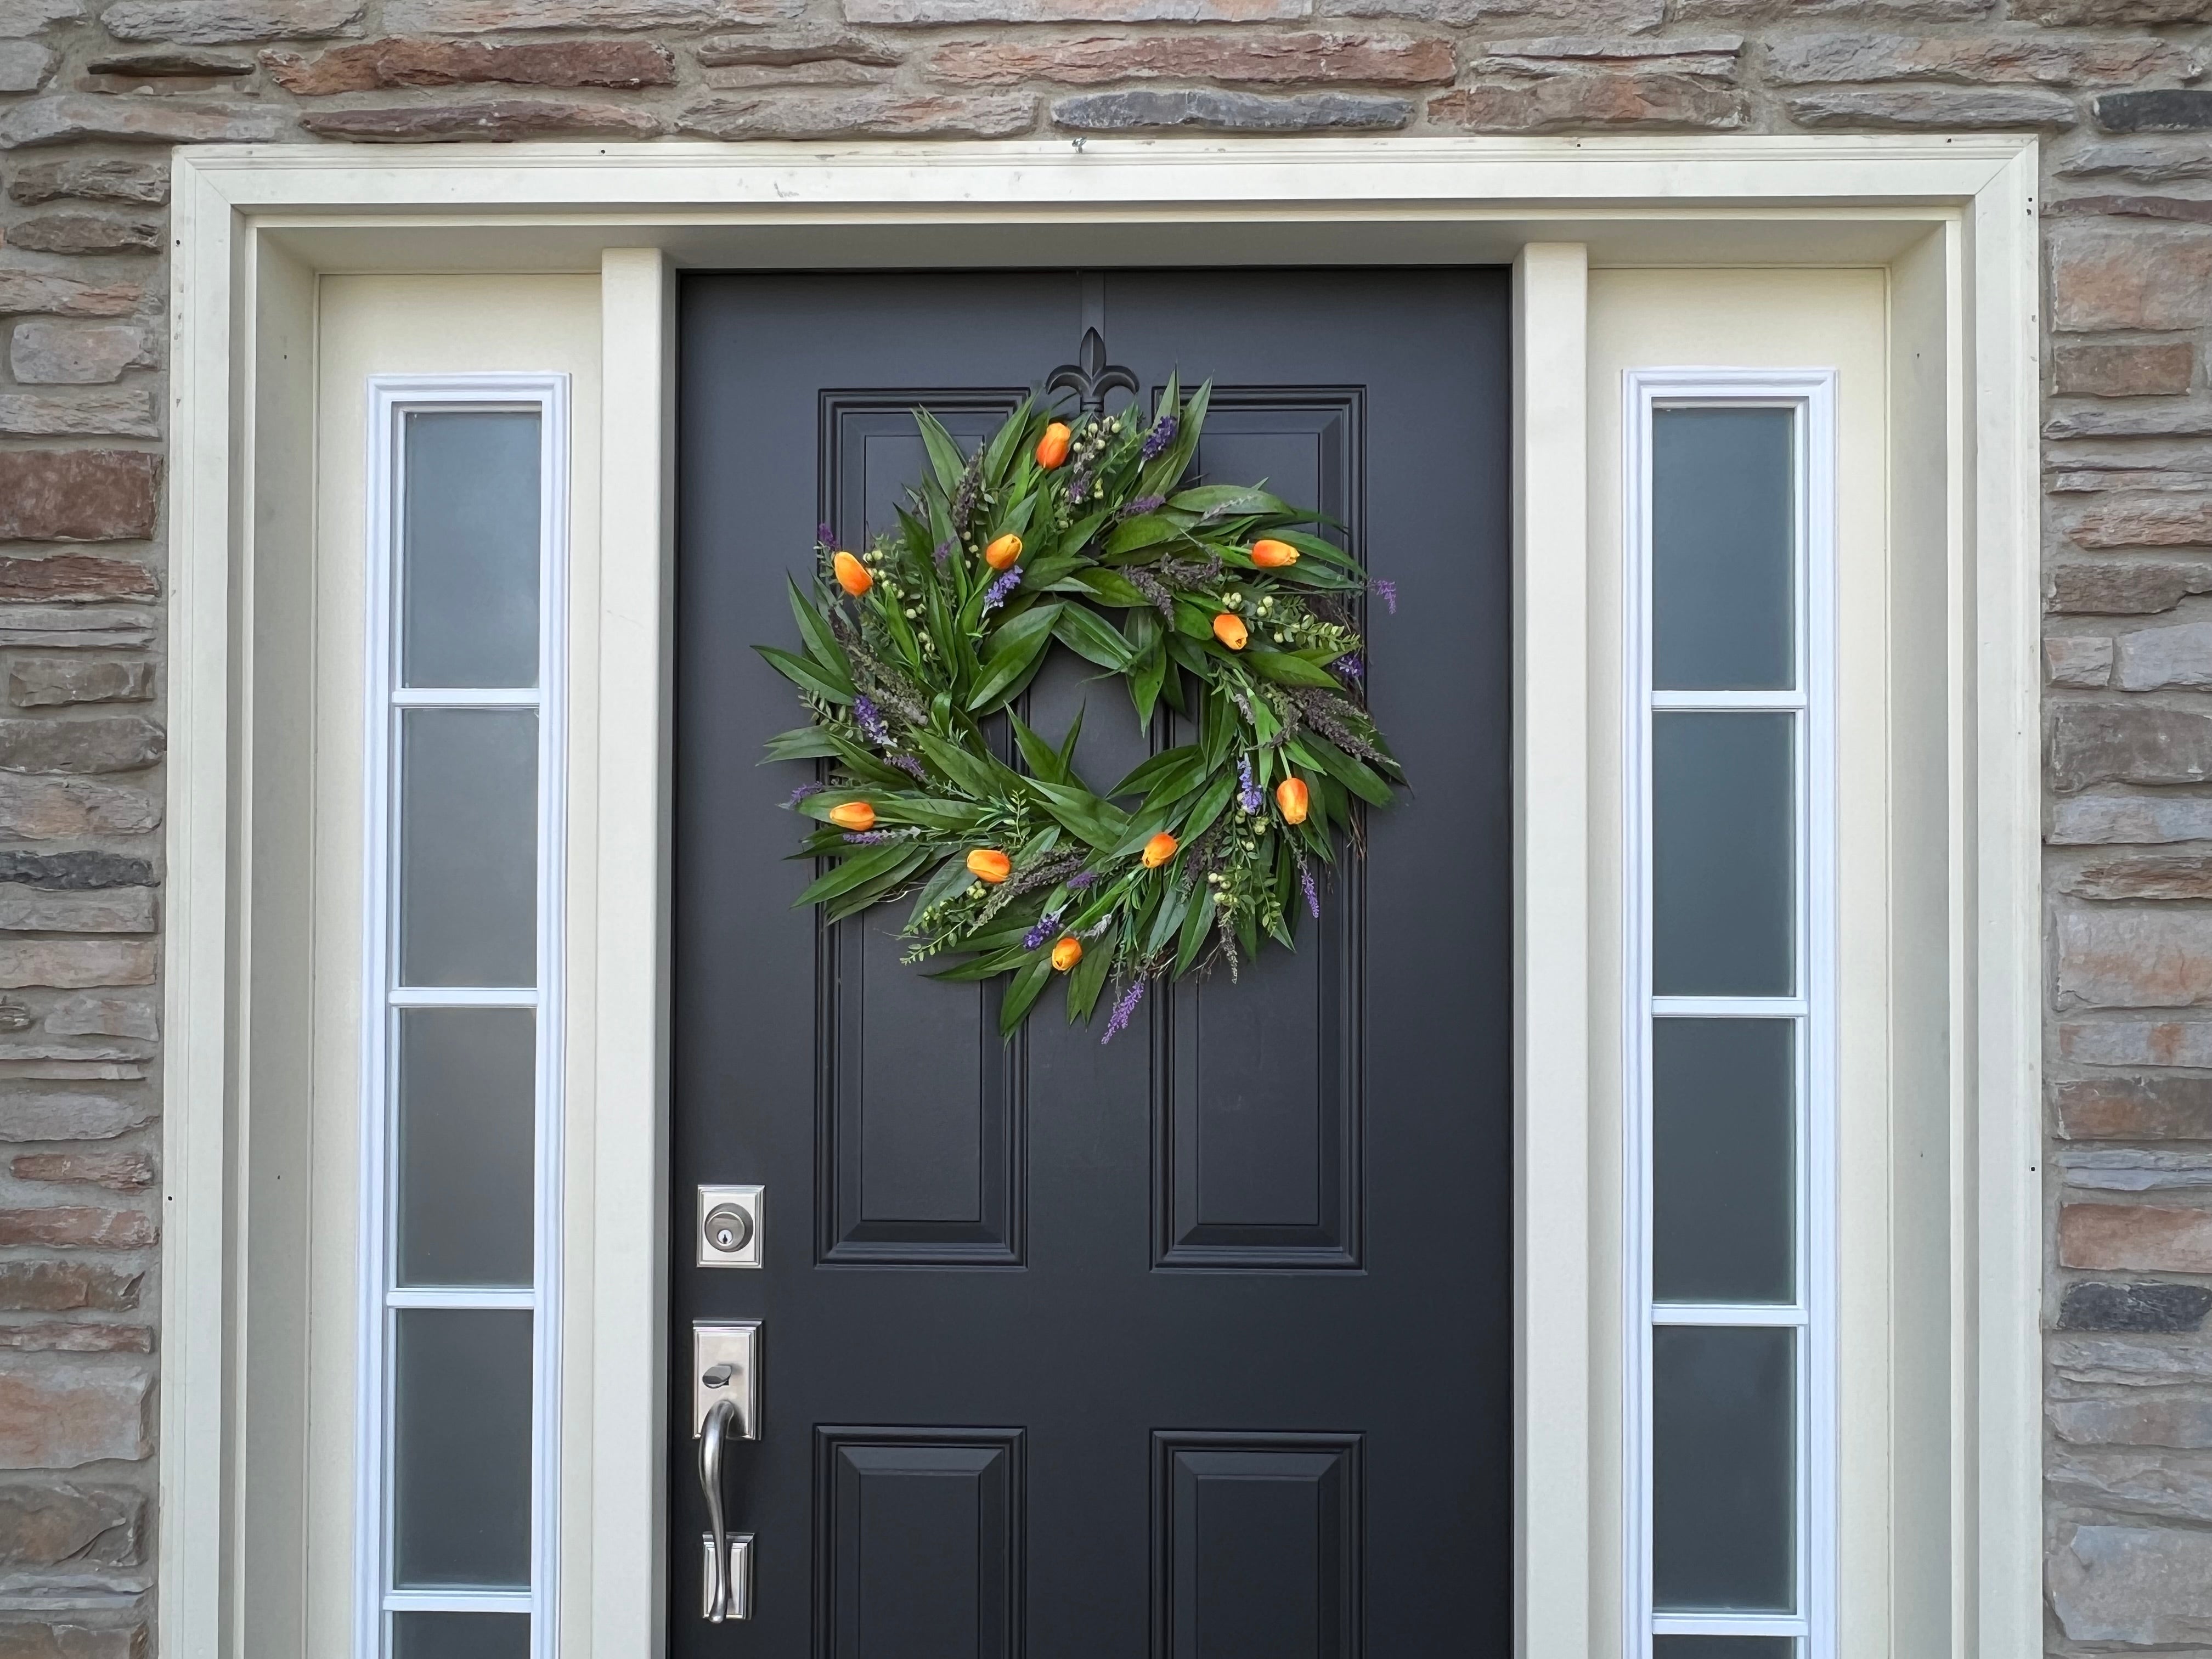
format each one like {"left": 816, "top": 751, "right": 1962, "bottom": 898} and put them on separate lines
{"left": 0, "top": 0, "right": 2209, "bottom": 1649}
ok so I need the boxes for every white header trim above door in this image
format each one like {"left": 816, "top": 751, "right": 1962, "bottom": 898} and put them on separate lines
{"left": 165, "top": 136, "right": 2039, "bottom": 1659}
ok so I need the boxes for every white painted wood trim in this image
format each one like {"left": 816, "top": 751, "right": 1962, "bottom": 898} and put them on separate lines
{"left": 163, "top": 136, "right": 2045, "bottom": 1659}
{"left": 1513, "top": 241, "right": 1590, "bottom": 1659}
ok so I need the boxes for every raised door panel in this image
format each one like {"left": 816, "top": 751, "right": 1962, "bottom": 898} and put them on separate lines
{"left": 1153, "top": 1432, "right": 1362, "bottom": 1659}
{"left": 817, "top": 392, "right": 1027, "bottom": 1266}
{"left": 817, "top": 1428, "right": 1025, "bottom": 1659}
{"left": 1155, "top": 390, "right": 1365, "bottom": 1270}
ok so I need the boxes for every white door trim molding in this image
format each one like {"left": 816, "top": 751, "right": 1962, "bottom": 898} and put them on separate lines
{"left": 163, "top": 135, "right": 2040, "bottom": 1659}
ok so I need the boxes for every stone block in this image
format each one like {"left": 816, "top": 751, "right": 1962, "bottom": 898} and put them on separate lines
{"left": 854, "top": 0, "right": 1304, "bottom": 18}
{"left": 2064, "top": 1148, "right": 2212, "bottom": 1192}
{"left": 928, "top": 30, "right": 1453, "bottom": 84}
{"left": 85, "top": 46, "right": 252, "bottom": 74}
{"left": 0, "top": 855, "right": 154, "bottom": 892}
{"left": 2049, "top": 1448, "right": 2212, "bottom": 1525}
{"left": 696, "top": 29, "right": 898, "bottom": 66}
{"left": 0, "top": 1264, "right": 137, "bottom": 1312}
{"left": 681, "top": 89, "right": 1037, "bottom": 135}
{"left": 2058, "top": 912, "right": 2212, "bottom": 1009}
{"left": 44, "top": 994, "right": 156, "bottom": 1040}
{"left": 0, "top": 1325, "right": 150, "bottom": 1353}
{"left": 385, "top": 0, "right": 802, "bottom": 25}
{"left": 2046, "top": 635, "right": 2112, "bottom": 687}
{"left": 1768, "top": 32, "right": 2194, "bottom": 86}
{"left": 2053, "top": 223, "right": 2212, "bottom": 332}
{"left": 0, "top": 456, "right": 155, "bottom": 544}
{"left": 0, "top": 0, "right": 83, "bottom": 32}
{"left": 2051, "top": 1523, "right": 2212, "bottom": 1645}
{"left": 0, "top": 1210, "right": 153, "bottom": 1250}
{"left": 2057, "top": 1074, "right": 2212, "bottom": 1137}
{"left": 702, "top": 59, "right": 888, "bottom": 86}
{"left": 2048, "top": 560, "right": 2212, "bottom": 615}
{"left": 264, "top": 37, "right": 675, "bottom": 93}
{"left": 0, "top": 943, "right": 155, "bottom": 990}
{"left": 0, "top": 393, "right": 157, "bottom": 442}
{"left": 300, "top": 98, "right": 662, "bottom": 140}
{"left": 0, "top": 779, "right": 157, "bottom": 839}
{"left": 0, "top": 719, "right": 162, "bottom": 776}
{"left": 2077, "top": 497, "right": 2212, "bottom": 550}
{"left": 2053, "top": 340, "right": 2195, "bottom": 398}
{"left": 1671, "top": 0, "right": 1990, "bottom": 13}
{"left": 2065, "top": 1020, "right": 2212, "bottom": 1066}
{"left": 0, "top": 1365, "right": 151, "bottom": 1468}
{"left": 0, "top": 93, "right": 290, "bottom": 146}
{"left": 2, "top": 216, "right": 157, "bottom": 256}
{"left": 0, "top": 1094, "right": 150, "bottom": 1142}
{"left": 1785, "top": 87, "right": 2074, "bottom": 127}
{"left": 2048, "top": 403, "right": 2212, "bottom": 441}
{"left": 2062, "top": 1203, "right": 2212, "bottom": 1273}
{"left": 0, "top": 1626, "right": 146, "bottom": 1659}
{"left": 1431, "top": 67, "right": 1741, "bottom": 130}
{"left": 0, "top": 612, "right": 155, "bottom": 651}
{"left": 2047, "top": 193, "right": 2212, "bottom": 227}
{"left": 2119, "top": 619, "right": 2212, "bottom": 687}
{"left": 6, "top": 662, "right": 153, "bottom": 710}
{"left": 2050, "top": 1395, "right": 2212, "bottom": 1448}
{"left": 99, "top": 0, "right": 360, "bottom": 40}
{"left": 2049, "top": 704, "right": 2212, "bottom": 792}
{"left": 0, "top": 40, "right": 49, "bottom": 87}
{"left": 2059, "top": 1281, "right": 2212, "bottom": 1332}
{"left": 2100, "top": 91, "right": 2212, "bottom": 133}
{"left": 2064, "top": 853, "right": 2212, "bottom": 899}
{"left": 0, "top": 1483, "right": 140, "bottom": 1571}
{"left": 5, "top": 160, "right": 166, "bottom": 207}
{"left": 9, "top": 326, "right": 148, "bottom": 388}
{"left": 2062, "top": 141, "right": 2212, "bottom": 185}
{"left": 13, "top": 1153, "right": 155, "bottom": 1192}
{"left": 2052, "top": 793, "right": 2212, "bottom": 845}
{"left": 1322, "top": 0, "right": 1662, "bottom": 22}
{"left": 1053, "top": 86, "right": 1406, "bottom": 129}
{"left": 0, "top": 275, "right": 138, "bottom": 320}
{"left": 0, "top": 890, "right": 153, "bottom": 933}
{"left": 0, "top": 560, "right": 154, "bottom": 607}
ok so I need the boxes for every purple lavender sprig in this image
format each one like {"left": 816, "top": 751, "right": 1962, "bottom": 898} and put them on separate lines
{"left": 816, "top": 522, "right": 836, "bottom": 546}
{"left": 854, "top": 693, "right": 891, "bottom": 748}
{"left": 981, "top": 565, "right": 1023, "bottom": 616}
{"left": 1022, "top": 910, "right": 1063, "bottom": 952}
{"left": 786, "top": 781, "right": 825, "bottom": 806}
{"left": 1298, "top": 858, "right": 1321, "bottom": 919}
{"left": 1237, "top": 755, "right": 1262, "bottom": 815}
{"left": 1141, "top": 414, "right": 1178, "bottom": 461}
{"left": 1120, "top": 494, "right": 1166, "bottom": 519}
{"left": 1066, "top": 870, "right": 1099, "bottom": 891}
{"left": 1368, "top": 577, "right": 1398, "bottom": 616}
{"left": 890, "top": 754, "right": 928, "bottom": 783}
{"left": 842, "top": 829, "right": 901, "bottom": 845}
{"left": 1332, "top": 652, "right": 1364, "bottom": 685}
{"left": 1101, "top": 977, "right": 1147, "bottom": 1045}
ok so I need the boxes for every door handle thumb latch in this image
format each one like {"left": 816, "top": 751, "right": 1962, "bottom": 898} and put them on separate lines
{"left": 694, "top": 1322, "right": 760, "bottom": 1622}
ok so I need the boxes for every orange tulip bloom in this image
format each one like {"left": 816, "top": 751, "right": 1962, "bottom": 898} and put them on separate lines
{"left": 827, "top": 800, "right": 876, "bottom": 831}
{"left": 1211, "top": 612, "right": 1249, "bottom": 651}
{"left": 985, "top": 533, "right": 1023, "bottom": 572}
{"left": 1251, "top": 538, "right": 1300, "bottom": 569}
{"left": 1142, "top": 832, "right": 1179, "bottom": 869}
{"left": 1276, "top": 776, "right": 1310, "bottom": 825}
{"left": 967, "top": 848, "right": 1012, "bottom": 884}
{"left": 1051, "top": 936, "right": 1083, "bottom": 972}
{"left": 832, "top": 550, "right": 872, "bottom": 596}
{"left": 1035, "top": 422, "right": 1072, "bottom": 470}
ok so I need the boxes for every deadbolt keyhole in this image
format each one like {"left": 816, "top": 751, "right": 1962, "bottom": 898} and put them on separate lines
{"left": 706, "top": 1203, "right": 753, "bottom": 1255}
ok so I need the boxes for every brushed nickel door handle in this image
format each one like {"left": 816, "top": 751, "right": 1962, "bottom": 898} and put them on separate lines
{"left": 697, "top": 1396, "right": 751, "bottom": 1622}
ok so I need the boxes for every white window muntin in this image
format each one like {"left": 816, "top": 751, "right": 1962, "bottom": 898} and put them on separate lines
{"left": 356, "top": 373, "right": 571, "bottom": 1659}
{"left": 1622, "top": 369, "right": 1837, "bottom": 1659}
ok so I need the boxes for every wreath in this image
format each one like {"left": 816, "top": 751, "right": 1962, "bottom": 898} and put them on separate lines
{"left": 757, "top": 379, "right": 1403, "bottom": 1040}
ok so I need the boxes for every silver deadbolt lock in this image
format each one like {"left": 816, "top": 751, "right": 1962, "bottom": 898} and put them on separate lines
{"left": 697, "top": 1184, "right": 763, "bottom": 1268}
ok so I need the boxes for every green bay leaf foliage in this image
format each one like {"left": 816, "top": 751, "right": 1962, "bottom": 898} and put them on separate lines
{"left": 757, "top": 383, "right": 1403, "bottom": 1036}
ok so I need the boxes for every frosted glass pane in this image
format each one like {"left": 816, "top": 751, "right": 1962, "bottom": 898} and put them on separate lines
{"left": 401, "top": 410, "right": 540, "bottom": 690}
{"left": 399, "top": 709, "right": 537, "bottom": 988}
{"left": 1654, "top": 1019, "right": 1795, "bottom": 1305}
{"left": 393, "top": 1308, "right": 533, "bottom": 1589}
{"left": 1652, "top": 713, "right": 1794, "bottom": 997}
{"left": 397, "top": 1008, "right": 535, "bottom": 1288}
{"left": 1652, "top": 407, "right": 1795, "bottom": 691}
{"left": 392, "top": 1611, "right": 530, "bottom": 1659}
{"left": 1654, "top": 1639, "right": 1793, "bottom": 1659}
{"left": 1653, "top": 1325, "right": 1795, "bottom": 1613}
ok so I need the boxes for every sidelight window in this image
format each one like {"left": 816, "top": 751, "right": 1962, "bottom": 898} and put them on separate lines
{"left": 357, "top": 377, "right": 569, "bottom": 1659}
{"left": 1624, "top": 375, "right": 1836, "bottom": 1659}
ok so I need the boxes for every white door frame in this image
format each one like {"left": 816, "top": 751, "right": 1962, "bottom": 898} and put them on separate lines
{"left": 163, "top": 134, "right": 2041, "bottom": 1659}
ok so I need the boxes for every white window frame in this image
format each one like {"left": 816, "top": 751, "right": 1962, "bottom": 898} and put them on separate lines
{"left": 356, "top": 373, "right": 573, "bottom": 1659}
{"left": 1621, "top": 369, "right": 1838, "bottom": 1659}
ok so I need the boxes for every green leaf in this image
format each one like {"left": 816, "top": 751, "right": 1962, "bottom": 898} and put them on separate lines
{"left": 1180, "top": 771, "right": 1237, "bottom": 847}
{"left": 823, "top": 847, "right": 932, "bottom": 922}
{"left": 904, "top": 854, "right": 978, "bottom": 930}
{"left": 1066, "top": 568, "right": 1150, "bottom": 607}
{"left": 792, "top": 839, "right": 924, "bottom": 910}
{"left": 786, "top": 577, "right": 854, "bottom": 691}
{"left": 999, "top": 958, "right": 1053, "bottom": 1036}
{"left": 1242, "top": 647, "right": 1345, "bottom": 689}
{"left": 1051, "top": 604, "right": 1136, "bottom": 671}
{"left": 754, "top": 644, "right": 853, "bottom": 706}
{"left": 1129, "top": 639, "right": 1166, "bottom": 731}
{"left": 909, "top": 728, "right": 1013, "bottom": 803}
{"left": 1145, "top": 879, "right": 1192, "bottom": 957}
{"left": 914, "top": 408, "right": 968, "bottom": 492}
{"left": 1169, "top": 484, "right": 1293, "bottom": 518}
{"left": 761, "top": 725, "right": 842, "bottom": 761}
{"left": 1291, "top": 733, "right": 1395, "bottom": 807}
{"left": 1065, "top": 922, "right": 1114, "bottom": 1022}
{"left": 1109, "top": 743, "right": 1203, "bottom": 801}
{"left": 981, "top": 394, "right": 1036, "bottom": 486}
{"left": 1173, "top": 887, "right": 1216, "bottom": 976}
{"left": 1103, "top": 512, "right": 1192, "bottom": 558}
{"left": 1026, "top": 777, "right": 1130, "bottom": 851}
{"left": 1054, "top": 704, "right": 1085, "bottom": 777}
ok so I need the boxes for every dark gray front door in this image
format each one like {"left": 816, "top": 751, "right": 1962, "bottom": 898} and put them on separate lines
{"left": 672, "top": 268, "right": 1512, "bottom": 1657}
